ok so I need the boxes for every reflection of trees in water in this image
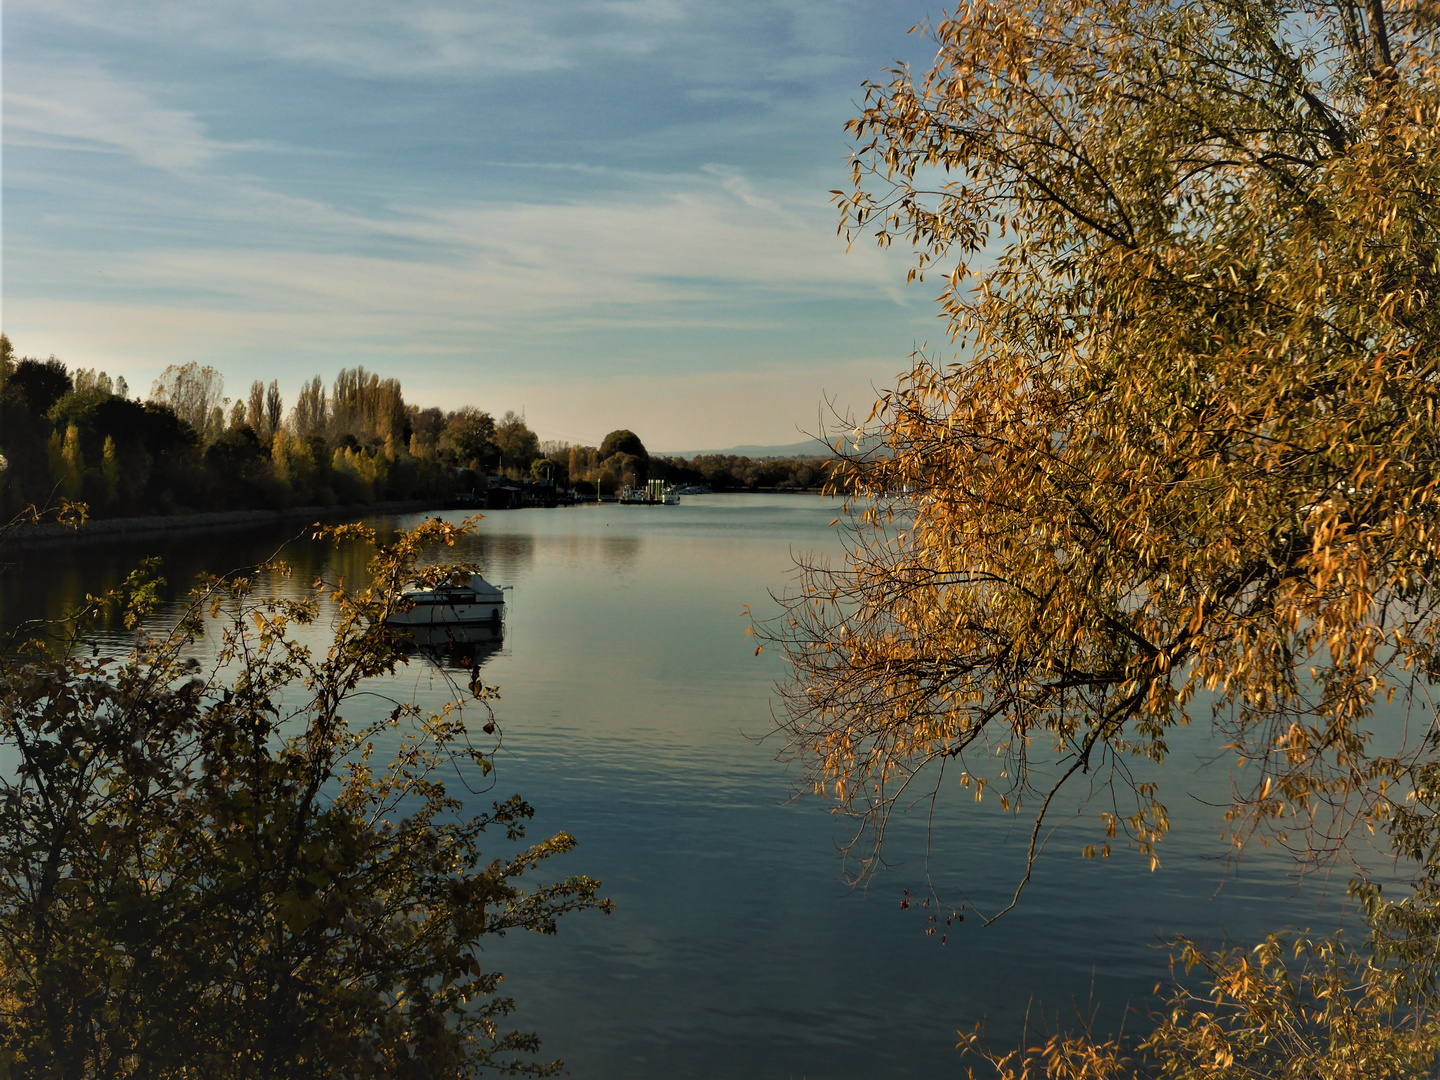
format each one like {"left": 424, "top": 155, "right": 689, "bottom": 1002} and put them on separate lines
{"left": 2, "top": 552, "right": 157, "bottom": 637}
{"left": 450, "top": 531, "right": 537, "bottom": 576}
{"left": 318, "top": 535, "right": 381, "bottom": 590}
{"left": 374, "top": 519, "right": 648, "bottom": 579}
{"left": 3, "top": 514, "right": 647, "bottom": 643}
{"left": 597, "top": 535, "right": 641, "bottom": 572}
{"left": 461, "top": 530, "right": 644, "bottom": 575}
{"left": 399, "top": 622, "right": 505, "bottom": 674}
{"left": 3, "top": 526, "right": 344, "bottom": 637}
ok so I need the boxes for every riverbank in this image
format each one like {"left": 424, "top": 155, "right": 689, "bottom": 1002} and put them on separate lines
{"left": 2, "top": 500, "right": 445, "bottom": 551}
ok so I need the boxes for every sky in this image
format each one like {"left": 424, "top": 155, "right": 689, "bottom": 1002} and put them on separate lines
{"left": 3, "top": 0, "right": 950, "bottom": 451}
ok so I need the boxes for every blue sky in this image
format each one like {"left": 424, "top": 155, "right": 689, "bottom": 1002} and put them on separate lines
{"left": 4, "top": 0, "right": 947, "bottom": 449}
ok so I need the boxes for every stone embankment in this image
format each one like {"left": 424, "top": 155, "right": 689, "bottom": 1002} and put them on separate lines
{"left": 3, "top": 500, "right": 443, "bottom": 550}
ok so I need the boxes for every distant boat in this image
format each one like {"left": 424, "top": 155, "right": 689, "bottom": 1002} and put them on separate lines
{"left": 387, "top": 578, "right": 505, "bottom": 626}
{"left": 619, "top": 482, "right": 681, "bottom": 505}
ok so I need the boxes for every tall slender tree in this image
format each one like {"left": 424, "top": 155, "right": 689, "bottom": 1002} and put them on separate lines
{"left": 264, "top": 380, "right": 283, "bottom": 437}
{"left": 149, "top": 363, "right": 226, "bottom": 443}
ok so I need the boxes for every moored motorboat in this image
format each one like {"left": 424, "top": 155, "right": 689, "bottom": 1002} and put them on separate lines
{"left": 387, "top": 578, "right": 505, "bottom": 626}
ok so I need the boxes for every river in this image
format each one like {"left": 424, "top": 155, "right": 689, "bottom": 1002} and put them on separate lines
{"left": 1, "top": 494, "right": 1361, "bottom": 1077}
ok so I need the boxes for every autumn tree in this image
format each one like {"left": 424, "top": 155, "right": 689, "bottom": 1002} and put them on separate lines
{"left": 58, "top": 425, "right": 84, "bottom": 499}
{"left": 777, "top": 0, "right": 1440, "bottom": 892}
{"left": 291, "top": 376, "right": 329, "bottom": 441}
{"left": 70, "top": 369, "right": 114, "bottom": 397}
{"left": 494, "top": 411, "right": 540, "bottom": 475}
{"left": 331, "top": 367, "right": 407, "bottom": 444}
{"left": 149, "top": 362, "right": 227, "bottom": 443}
{"left": 0, "top": 519, "right": 608, "bottom": 1075}
{"left": 568, "top": 445, "right": 597, "bottom": 489}
{"left": 768, "top": 0, "right": 1440, "bottom": 1071}
{"left": 444, "top": 407, "right": 498, "bottom": 469}
{"left": 598, "top": 429, "right": 646, "bottom": 462}
{"left": 264, "top": 380, "right": 283, "bottom": 436}
{"left": 245, "top": 379, "right": 275, "bottom": 440}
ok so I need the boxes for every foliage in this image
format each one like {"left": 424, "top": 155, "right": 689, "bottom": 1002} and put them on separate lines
{"left": 245, "top": 379, "right": 283, "bottom": 442}
{"left": 6, "top": 358, "right": 72, "bottom": 417}
{"left": 772, "top": 0, "right": 1440, "bottom": 906}
{"left": 0, "top": 351, "right": 502, "bottom": 516}
{"left": 149, "top": 362, "right": 227, "bottom": 444}
{"left": 962, "top": 790, "right": 1440, "bottom": 1078}
{"left": 494, "top": 412, "right": 540, "bottom": 475}
{"left": 961, "top": 928, "right": 1440, "bottom": 1079}
{"left": 657, "top": 454, "right": 833, "bottom": 492}
{"left": 292, "top": 376, "right": 329, "bottom": 441}
{"left": 758, "top": 0, "right": 1440, "bottom": 1073}
{"left": 1, "top": 340, "right": 657, "bottom": 517}
{"left": 331, "top": 367, "right": 407, "bottom": 445}
{"left": 445, "top": 408, "right": 499, "bottom": 470}
{"left": 0, "top": 519, "right": 609, "bottom": 1075}
{"left": 598, "top": 430, "right": 647, "bottom": 461}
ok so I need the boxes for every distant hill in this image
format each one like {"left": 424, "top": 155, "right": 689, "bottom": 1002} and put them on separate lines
{"left": 656, "top": 435, "right": 881, "bottom": 460}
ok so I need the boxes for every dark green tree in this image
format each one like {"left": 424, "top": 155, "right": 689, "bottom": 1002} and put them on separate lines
{"left": 444, "top": 408, "right": 498, "bottom": 469}
{"left": 494, "top": 412, "right": 540, "bottom": 475}
{"left": 598, "top": 429, "right": 646, "bottom": 461}
{"left": 7, "top": 359, "right": 72, "bottom": 417}
{"left": 0, "top": 519, "right": 609, "bottom": 1075}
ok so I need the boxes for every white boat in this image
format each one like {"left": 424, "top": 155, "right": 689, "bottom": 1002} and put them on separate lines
{"left": 387, "top": 578, "right": 505, "bottom": 626}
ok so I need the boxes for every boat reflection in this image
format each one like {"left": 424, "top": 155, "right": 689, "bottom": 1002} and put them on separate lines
{"left": 396, "top": 621, "right": 505, "bottom": 673}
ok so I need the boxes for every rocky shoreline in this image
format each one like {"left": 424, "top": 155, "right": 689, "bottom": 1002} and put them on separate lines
{"left": 2, "top": 500, "right": 444, "bottom": 550}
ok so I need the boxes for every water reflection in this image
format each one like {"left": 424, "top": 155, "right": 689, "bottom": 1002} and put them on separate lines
{"left": 0, "top": 497, "right": 1372, "bottom": 1078}
{"left": 397, "top": 621, "right": 506, "bottom": 673}
{"left": 450, "top": 529, "right": 642, "bottom": 577}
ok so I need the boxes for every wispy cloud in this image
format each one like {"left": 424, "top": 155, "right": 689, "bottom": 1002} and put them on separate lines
{"left": 4, "top": 0, "right": 938, "bottom": 444}
{"left": 5, "top": 62, "right": 222, "bottom": 172}
{"left": 9, "top": 0, "right": 685, "bottom": 77}
{"left": 17, "top": 167, "right": 910, "bottom": 327}
{"left": 10, "top": 0, "right": 879, "bottom": 87}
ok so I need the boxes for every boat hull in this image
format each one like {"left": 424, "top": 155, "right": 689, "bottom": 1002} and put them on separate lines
{"left": 387, "top": 601, "right": 503, "bottom": 626}
{"left": 387, "top": 578, "right": 506, "bottom": 627}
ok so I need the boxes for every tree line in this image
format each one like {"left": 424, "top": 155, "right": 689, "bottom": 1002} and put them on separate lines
{"left": 533, "top": 429, "right": 835, "bottom": 496}
{"left": 0, "top": 342, "right": 549, "bottom": 517}
{"left": 0, "top": 343, "right": 835, "bottom": 518}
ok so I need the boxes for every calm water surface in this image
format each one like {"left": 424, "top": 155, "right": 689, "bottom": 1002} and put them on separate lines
{"left": 3, "top": 495, "right": 1364, "bottom": 1078}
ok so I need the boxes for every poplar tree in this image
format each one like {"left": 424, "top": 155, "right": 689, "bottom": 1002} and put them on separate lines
{"left": 60, "top": 426, "right": 84, "bottom": 500}
{"left": 149, "top": 363, "right": 226, "bottom": 443}
{"left": 101, "top": 436, "right": 119, "bottom": 506}
{"left": 246, "top": 380, "right": 268, "bottom": 436}
{"left": 264, "top": 380, "right": 284, "bottom": 437}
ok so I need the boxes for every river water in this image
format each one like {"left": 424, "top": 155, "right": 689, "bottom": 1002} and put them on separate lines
{"left": 2, "top": 494, "right": 1366, "bottom": 1077}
